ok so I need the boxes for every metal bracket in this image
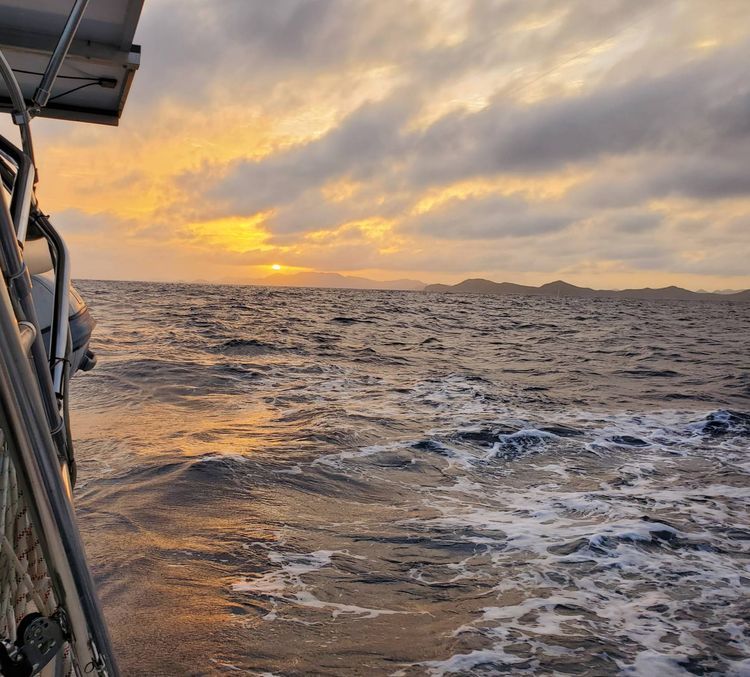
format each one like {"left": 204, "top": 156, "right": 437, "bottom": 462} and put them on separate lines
{"left": 0, "top": 613, "right": 66, "bottom": 676}
{"left": 10, "top": 110, "right": 31, "bottom": 127}
{"left": 17, "top": 321, "right": 36, "bottom": 356}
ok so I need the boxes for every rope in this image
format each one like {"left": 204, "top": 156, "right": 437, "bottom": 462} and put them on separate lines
{"left": 0, "top": 434, "right": 72, "bottom": 674}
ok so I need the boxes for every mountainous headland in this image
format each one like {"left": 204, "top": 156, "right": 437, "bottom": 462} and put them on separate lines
{"left": 246, "top": 271, "right": 750, "bottom": 300}
{"left": 424, "top": 278, "right": 750, "bottom": 302}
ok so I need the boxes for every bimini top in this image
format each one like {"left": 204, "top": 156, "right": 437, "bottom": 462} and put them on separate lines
{"left": 0, "top": 0, "right": 143, "bottom": 125}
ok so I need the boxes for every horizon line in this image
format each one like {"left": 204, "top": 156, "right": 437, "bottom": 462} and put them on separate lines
{"left": 71, "top": 273, "right": 749, "bottom": 294}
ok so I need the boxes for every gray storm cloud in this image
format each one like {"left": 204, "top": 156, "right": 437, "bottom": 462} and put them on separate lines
{"left": 43, "top": 0, "right": 750, "bottom": 284}
{"left": 181, "top": 36, "right": 750, "bottom": 258}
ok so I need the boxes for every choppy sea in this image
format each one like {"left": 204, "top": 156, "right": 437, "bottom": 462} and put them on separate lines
{"left": 69, "top": 281, "right": 750, "bottom": 676}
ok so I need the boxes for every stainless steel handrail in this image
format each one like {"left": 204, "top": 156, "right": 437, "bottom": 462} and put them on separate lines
{"left": 0, "top": 49, "right": 35, "bottom": 164}
{"left": 0, "top": 293, "right": 118, "bottom": 676}
{"left": 0, "top": 193, "right": 118, "bottom": 677}
{"left": 12, "top": 163, "right": 34, "bottom": 242}
{"left": 0, "top": 130, "right": 36, "bottom": 242}
{"left": 33, "top": 211, "right": 71, "bottom": 398}
{"left": 0, "top": 11, "right": 121, "bottom": 671}
{"left": 0, "top": 138, "right": 66, "bottom": 462}
{"left": 0, "top": 83, "right": 69, "bottom": 454}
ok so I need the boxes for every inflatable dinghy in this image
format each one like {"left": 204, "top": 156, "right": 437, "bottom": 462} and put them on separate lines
{"left": 26, "top": 236, "right": 97, "bottom": 375}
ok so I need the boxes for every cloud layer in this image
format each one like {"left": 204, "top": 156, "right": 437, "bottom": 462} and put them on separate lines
{"left": 15, "top": 0, "right": 750, "bottom": 288}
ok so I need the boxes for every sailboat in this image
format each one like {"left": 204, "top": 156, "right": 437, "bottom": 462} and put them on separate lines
{"left": 0, "top": 1, "right": 143, "bottom": 674}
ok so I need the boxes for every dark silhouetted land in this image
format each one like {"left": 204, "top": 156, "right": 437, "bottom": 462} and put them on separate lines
{"left": 425, "top": 279, "right": 750, "bottom": 301}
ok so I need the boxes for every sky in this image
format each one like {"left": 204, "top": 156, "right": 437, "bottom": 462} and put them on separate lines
{"left": 6, "top": 0, "right": 750, "bottom": 289}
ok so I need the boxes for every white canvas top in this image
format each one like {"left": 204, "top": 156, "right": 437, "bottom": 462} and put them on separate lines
{"left": 0, "top": 0, "right": 143, "bottom": 125}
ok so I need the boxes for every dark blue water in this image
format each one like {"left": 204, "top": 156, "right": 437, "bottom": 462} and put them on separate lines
{"left": 70, "top": 281, "right": 750, "bottom": 676}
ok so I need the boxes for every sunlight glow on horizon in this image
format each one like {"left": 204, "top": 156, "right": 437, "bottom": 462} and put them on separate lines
{"left": 7, "top": 0, "right": 749, "bottom": 291}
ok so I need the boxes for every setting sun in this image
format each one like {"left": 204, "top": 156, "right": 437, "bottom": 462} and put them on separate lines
{"left": 271, "top": 264, "right": 282, "bottom": 271}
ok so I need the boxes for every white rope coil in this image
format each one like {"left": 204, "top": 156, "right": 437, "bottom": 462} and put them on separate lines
{"left": 0, "top": 438, "right": 72, "bottom": 675}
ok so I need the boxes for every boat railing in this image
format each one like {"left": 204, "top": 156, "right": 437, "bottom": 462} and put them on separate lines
{"left": 0, "top": 1, "right": 121, "bottom": 671}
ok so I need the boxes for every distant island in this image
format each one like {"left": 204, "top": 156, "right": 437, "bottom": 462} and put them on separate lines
{"left": 425, "top": 278, "right": 750, "bottom": 302}
{"left": 240, "top": 272, "right": 750, "bottom": 300}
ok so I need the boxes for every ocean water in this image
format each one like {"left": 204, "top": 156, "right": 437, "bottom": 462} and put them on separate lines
{"left": 69, "top": 281, "right": 749, "bottom": 676}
